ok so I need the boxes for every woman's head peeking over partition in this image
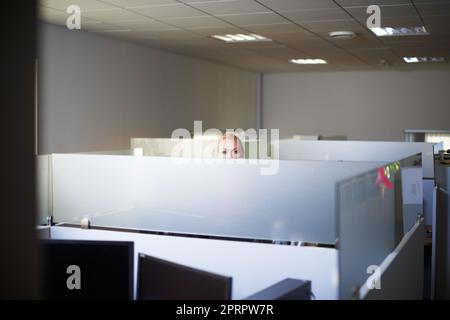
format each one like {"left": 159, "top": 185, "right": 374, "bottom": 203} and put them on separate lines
{"left": 216, "top": 133, "right": 244, "bottom": 159}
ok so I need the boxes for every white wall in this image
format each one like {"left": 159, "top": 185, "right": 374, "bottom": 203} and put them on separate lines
{"left": 262, "top": 70, "right": 450, "bottom": 141}
{"left": 38, "top": 23, "right": 257, "bottom": 154}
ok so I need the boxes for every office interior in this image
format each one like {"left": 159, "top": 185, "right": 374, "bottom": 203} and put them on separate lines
{"left": 3, "top": 0, "right": 450, "bottom": 300}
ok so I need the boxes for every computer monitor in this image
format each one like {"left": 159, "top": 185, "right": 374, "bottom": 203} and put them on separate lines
{"left": 244, "top": 278, "right": 312, "bottom": 300}
{"left": 41, "top": 239, "right": 133, "bottom": 300}
{"left": 137, "top": 253, "right": 232, "bottom": 300}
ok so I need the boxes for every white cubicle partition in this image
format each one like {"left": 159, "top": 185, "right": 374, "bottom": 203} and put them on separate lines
{"left": 39, "top": 152, "right": 420, "bottom": 300}
{"left": 337, "top": 163, "right": 399, "bottom": 299}
{"left": 276, "top": 140, "right": 433, "bottom": 225}
{"left": 275, "top": 140, "right": 434, "bottom": 178}
{"left": 49, "top": 226, "right": 339, "bottom": 300}
{"left": 275, "top": 140, "right": 433, "bottom": 297}
{"left": 50, "top": 153, "right": 386, "bottom": 245}
{"left": 337, "top": 160, "right": 424, "bottom": 300}
{"left": 360, "top": 220, "right": 424, "bottom": 300}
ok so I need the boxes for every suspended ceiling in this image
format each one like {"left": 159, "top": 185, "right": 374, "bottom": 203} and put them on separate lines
{"left": 39, "top": 0, "right": 450, "bottom": 72}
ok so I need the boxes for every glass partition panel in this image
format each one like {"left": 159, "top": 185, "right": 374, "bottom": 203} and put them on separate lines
{"left": 401, "top": 167, "right": 423, "bottom": 233}
{"left": 337, "top": 161, "right": 401, "bottom": 299}
{"left": 51, "top": 154, "right": 385, "bottom": 244}
{"left": 275, "top": 140, "right": 434, "bottom": 178}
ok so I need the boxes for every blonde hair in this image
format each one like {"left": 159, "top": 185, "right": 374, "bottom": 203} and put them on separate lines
{"left": 216, "top": 132, "right": 244, "bottom": 158}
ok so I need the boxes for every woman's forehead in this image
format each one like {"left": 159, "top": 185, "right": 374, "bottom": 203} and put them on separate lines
{"left": 219, "top": 135, "right": 240, "bottom": 148}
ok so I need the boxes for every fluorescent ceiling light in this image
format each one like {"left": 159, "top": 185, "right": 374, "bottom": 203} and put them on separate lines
{"left": 290, "top": 58, "right": 327, "bottom": 65}
{"left": 370, "top": 26, "right": 429, "bottom": 37}
{"left": 403, "top": 56, "right": 445, "bottom": 63}
{"left": 211, "top": 33, "right": 271, "bottom": 43}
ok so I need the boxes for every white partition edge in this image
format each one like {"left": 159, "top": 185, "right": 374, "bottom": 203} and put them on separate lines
{"left": 49, "top": 226, "right": 339, "bottom": 300}
{"left": 431, "top": 185, "right": 437, "bottom": 299}
{"left": 275, "top": 140, "right": 434, "bottom": 178}
{"left": 360, "top": 219, "right": 424, "bottom": 300}
{"left": 37, "top": 155, "right": 51, "bottom": 225}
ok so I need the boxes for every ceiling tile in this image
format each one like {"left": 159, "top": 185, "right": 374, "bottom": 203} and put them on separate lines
{"left": 243, "top": 23, "right": 306, "bottom": 35}
{"left": 39, "top": 6, "right": 70, "bottom": 25}
{"left": 250, "top": 45, "right": 304, "bottom": 60}
{"left": 218, "top": 12, "right": 290, "bottom": 27}
{"left": 413, "top": 0, "right": 450, "bottom": 3}
{"left": 270, "top": 31, "right": 322, "bottom": 42}
{"left": 281, "top": 8, "right": 353, "bottom": 22}
{"left": 90, "top": 29, "right": 134, "bottom": 35}
{"left": 129, "top": 3, "right": 207, "bottom": 19}
{"left": 422, "top": 14, "right": 450, "bottom": 26}
{"left": 336, "top": 0, "right": 411, "bottom": 6}
{"left": 299, "top": 19, "right": 363, "bottom": 32}
{"left": 285, "top": 38, "right": 337, "bottom": 51}
{"left": 102, "top": 0, "right": 179, "bottom": 7}
{"left": 161, "top": 16, "right": 232, "bottom": 29}
{"left": 328, "top": 35, "right": 384, "bottom": 49}
{"left": 415, "top": 2, "right": 450, "bottom": 16}
{"left": 40, "top": 0, "right": 114, "bottom": 11}
{"left": 392, "top": 47, "right": 450, "bottom": 58}
{"left": 256, "top": 0, "right": 339, "bottom": 11}
{"left": 424, "top": 20, "right": 450, "bottom": 35}
{"left": 110, "top": 18, "right": 177, "bottom": 30}
{"left": 190, "top": 26, "right": 246, "bottom": 36}
{"left": 83, "top": 21, "right": 133, "bottom": 31}
{"left": 144, "top": 29, "right": 203, "bottom": 39}
{"left": 82, "top": 8, "right": 148, "bottom": 22}
{"left": 189, "top": 0, "right": 270, "bottom": 16}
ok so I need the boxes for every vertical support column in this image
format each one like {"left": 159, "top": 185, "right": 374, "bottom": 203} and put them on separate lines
{"left": 1, "top": 2, "right": 40, "bottom": 298}
{"left": 256, "top": 72, "right": 263, "bottom": 131}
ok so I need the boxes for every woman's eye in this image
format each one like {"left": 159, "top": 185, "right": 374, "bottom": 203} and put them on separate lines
{"left": 233, "top": 150, "right": 238, "bottom": 154}
{"left": 222, "top": 150, "right": 227, "bottom": 155}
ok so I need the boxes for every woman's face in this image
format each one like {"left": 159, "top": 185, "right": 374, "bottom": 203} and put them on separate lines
{"left": 217, "top": 135, "right": 244, "bottom": 159}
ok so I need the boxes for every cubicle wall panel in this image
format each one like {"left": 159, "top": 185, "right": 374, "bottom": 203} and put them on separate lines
{"left": 362, "top": 221, "right": 424, "bottom": 300}
{"left": 51, "top": 154, "right": 385, "bottom": 244}
{"left": 423, "top": 180, "right": 436, "bottom": 226}
{"left": 337, "top": 167, "right": 398, "bottom": 299}
{"left": 435, "top": 187, "right": 450, "bottom": 299}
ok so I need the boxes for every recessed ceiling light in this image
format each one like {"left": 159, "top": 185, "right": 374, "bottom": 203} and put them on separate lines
{"left": 370, "top": 26, "right": 429, "bottom": 37}
{"left": 329, "top": 31, "right": 356, "bottom": 39}
{"left": 211, "top": 34, "right": 271, "bottom": 43}
{"left": 403, "top": 56, "right": 445, "bottom": 63}
{"left": 290, "top": 58, "right": 327, "bottom": 65}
